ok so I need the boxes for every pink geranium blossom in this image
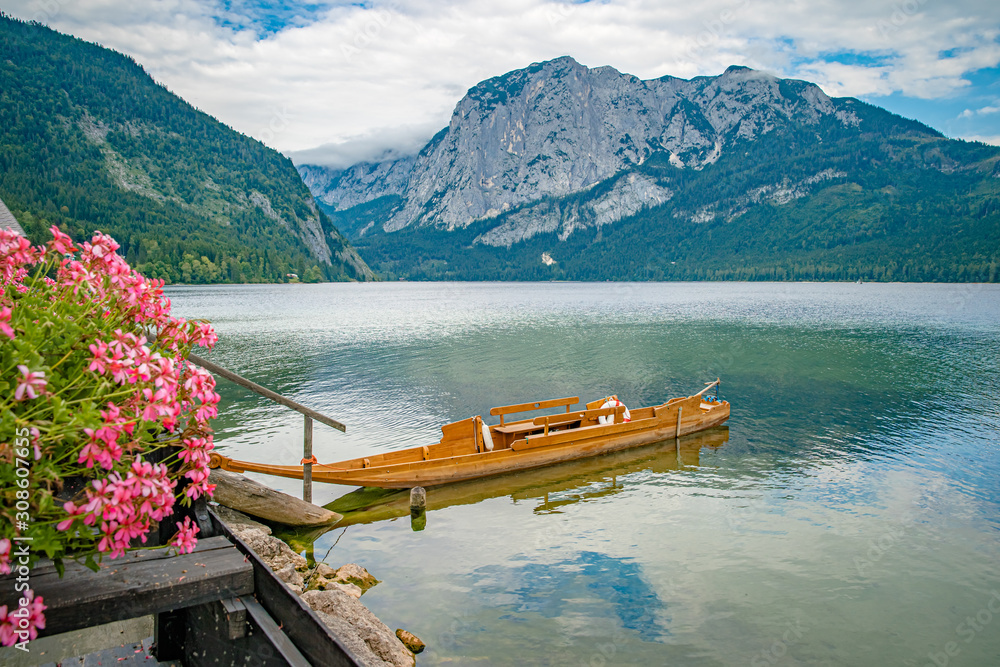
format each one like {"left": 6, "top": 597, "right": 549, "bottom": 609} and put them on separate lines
{"left": 0, "top": 539, "right": 10, "bottom": 575}
{"left": 47, "top": 225, "right": 77, "bottom": 255}
{"left": 0, "top": 306, "right": 13, "bottom": 340}
{"left": 0, "top": 591, "right": 46, "bottom": 647}
{"left": 171, "top": 516, "right": 200, "bottom": 554}
{"left": 14, "top": 366, "right": 46, "bottom": 401}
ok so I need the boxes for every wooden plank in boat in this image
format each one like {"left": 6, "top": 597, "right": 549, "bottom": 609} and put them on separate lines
{"left": 494, "top": 421, "right": 545, "bottom": 435}
{"left": 511, "top": 417, "right": 660, "bottom": 451}
{"left": 533, "top": 405, "right": 624, "bottom": 427}
{"left": 489, "top": 396, "right": 579, "bottom": 418}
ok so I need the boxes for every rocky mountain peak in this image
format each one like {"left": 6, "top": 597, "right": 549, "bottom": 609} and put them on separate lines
{"left": 301, "top": 59, "right": 868, "bottom": 238}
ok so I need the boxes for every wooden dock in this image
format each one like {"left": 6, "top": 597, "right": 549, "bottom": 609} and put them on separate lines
{"left": 0, "top": 507, "right": 361, "bottom": 665}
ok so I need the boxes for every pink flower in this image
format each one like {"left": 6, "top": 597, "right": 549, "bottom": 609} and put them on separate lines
{"left": 0, "top": 606, "right": 12, "bottom": 647}
{"left": 0, "top": 539, "right": 10, "bottom": 575}
{"left": 104, "top": 346, "right": 134, "bottom": 385}
{"left": 29, "top": 427, "right": 41, "bottom": 461}
{"left": 97, "top": 521, "right": 128, "bottom": 558}
{"left": 57, "top": 258, "right": 94, "bottom": 294}
{"left": 14, "top": 365, "right": 46, "bottom": 401}
{"left": 191, "top": 321, "right": 218, "bottom": 348}
{"left": 88, "top": 339, "right": 110, "bottom": 374}
{"left": 0, "top": 591, "right": 45, "bottom": 646}
{"left": 78, "top": 426, "right": 123, "bottom": 469}
{"left": 0, "top": 306, "right": 13, "bottom": 340}
{"left": 47, "top": 225, "right": 77, "bottom": 254}
{"left": 0, "top": 229, "right": 42, "bottom": 281}
{"left": 80, "top": 231, "right": 120, "bottom": 267}
{"left": 171, "top": 516, "right": 200, "bottom": 554}
{"left": 57, "top": 501, "right": 84, "bottom": 531}
{"left": 27, "top": 592, "right": 46, "bottom": 638}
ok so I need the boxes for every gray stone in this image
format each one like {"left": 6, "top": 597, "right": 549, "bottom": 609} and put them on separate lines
{"left": 238, "top": 527, "right": 307, "bottom": 572}
{"left": 212, "top": 503, "right": 272, "bottom": 536}
{"left": 302, "top": 589, "right": 415, "bottom": 667}
{"left": 334, "top": 563, "right": 380, "bottom": 593}
{"left": 274, "top": 564, "right": 305, "bottom": 594}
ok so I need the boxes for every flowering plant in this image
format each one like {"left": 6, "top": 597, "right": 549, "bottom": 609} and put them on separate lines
{"left": 1, "top": 226, "right": 221, "bottom": 646}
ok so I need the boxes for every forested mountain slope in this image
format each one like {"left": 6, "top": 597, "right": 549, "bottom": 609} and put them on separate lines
{"left": 0, "top": 15, "right": 373, "bottom": 283}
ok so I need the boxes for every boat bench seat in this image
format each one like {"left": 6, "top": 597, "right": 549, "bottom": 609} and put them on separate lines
{"left": 493, "top": 422, "right": 545, "bottom": 435}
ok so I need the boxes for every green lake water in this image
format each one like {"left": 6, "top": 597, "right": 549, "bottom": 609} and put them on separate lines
{"left": 170, "top": 282, "right": 1000, "bottom": 666}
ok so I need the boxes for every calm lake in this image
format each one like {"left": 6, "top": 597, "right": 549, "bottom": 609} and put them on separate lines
{"left": 170, "top": 282, "right": 1000, "bottom": 666}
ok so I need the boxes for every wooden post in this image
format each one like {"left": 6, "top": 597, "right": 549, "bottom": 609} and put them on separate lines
{"left": 410, "top": 487, "right": 426, "bottom": 511}
{"left": 410, "top": 487, "right": 427, "bottom": 532}
{"left": 303, "top": 414, "right": 313, "bottom": 504}
{"left": 675, "top": 406, "right": 683, "bottom": 438}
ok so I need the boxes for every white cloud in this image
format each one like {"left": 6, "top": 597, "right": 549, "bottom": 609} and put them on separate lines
{"left": 960, "top": 134, "right": 1000, "bottom": 145}
{"left": 4, "top": 0, "right": 1000, "bottom": 166}
{"left": 959, "top": 104, "right": 1000, "bottom": 118}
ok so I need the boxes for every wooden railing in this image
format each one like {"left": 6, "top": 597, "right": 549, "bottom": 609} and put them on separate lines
{"left": 188, "top": 353, "right": 346, "bottom": 503}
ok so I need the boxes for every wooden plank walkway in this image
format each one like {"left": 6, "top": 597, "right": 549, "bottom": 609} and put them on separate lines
{"left": 0, "top": 536, "right": 253, "bottom": 638}
{"left": 1, "top": 519, "right": 362, "bottom": 664}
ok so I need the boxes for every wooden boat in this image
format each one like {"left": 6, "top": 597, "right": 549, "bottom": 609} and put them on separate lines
{"left": 209, "top": 380, "right": 730, "bottom": 489}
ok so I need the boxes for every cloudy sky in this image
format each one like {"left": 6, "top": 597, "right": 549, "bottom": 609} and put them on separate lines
{"left": 6, "top": 0, "right": 1000, "bottom": 167}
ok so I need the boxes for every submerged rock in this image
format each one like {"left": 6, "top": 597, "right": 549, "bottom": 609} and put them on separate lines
{"left": 334, "top": 563, "right": 380, "bottom": 592}
{"left": 302, "top": 588, "right": 415, "bottom": 667}
{"left": 395, "top": 629, "right": 425, "bottom": 654}
{"left": 307, "top": 562, "right": 380, "bottom": 595}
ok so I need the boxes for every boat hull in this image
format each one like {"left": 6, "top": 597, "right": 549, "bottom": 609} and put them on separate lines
{"left": 213, "top": 395, "right": 730, "bottom": 489}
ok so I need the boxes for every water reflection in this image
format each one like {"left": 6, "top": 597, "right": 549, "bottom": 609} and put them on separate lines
{"left": 277, "top": 428, "right": 728, "bottom": 546}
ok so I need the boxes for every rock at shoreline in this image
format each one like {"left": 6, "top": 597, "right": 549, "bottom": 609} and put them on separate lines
{"left": 328, "top": 582, "right": 364, "bottom": 599}
{"left": 307, "top": 562, "right": 380, "bottom": 595}
{"left": 274, "top": 564, "right": 305, "bottom": 594}
{"left": 239, "top": 527, "right": 308, "bottom": 572}
{"left": 302, "top": 588, "right": 415, "bottom": 667}
{"left": 395, "top": 629, "right": 425, "bottom": 654}
{"left": 212, "top": 503, "right": 272, "bottom": 535}
{"left": 333, "top": 563, "right": 381, "bottom": 592}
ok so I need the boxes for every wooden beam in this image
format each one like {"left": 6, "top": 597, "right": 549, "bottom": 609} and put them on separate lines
{"left": 188, "top": 353, "right": 346, "bottom": 433}
{"left": 209, "top": 507, "right": 362, "bottom": 666}
{"left": 489, "top": 396, "right": 579, "bottom": 418}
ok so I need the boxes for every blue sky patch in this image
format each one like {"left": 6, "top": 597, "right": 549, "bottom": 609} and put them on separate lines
{"left": 212, "top": 0, "right": 338, "bottom": 35}
{"left": 819, "top": 50, "right": 895, "bottom": 68}
{"left": 863, "top": 65, "right": 1000, "bottom": 141}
